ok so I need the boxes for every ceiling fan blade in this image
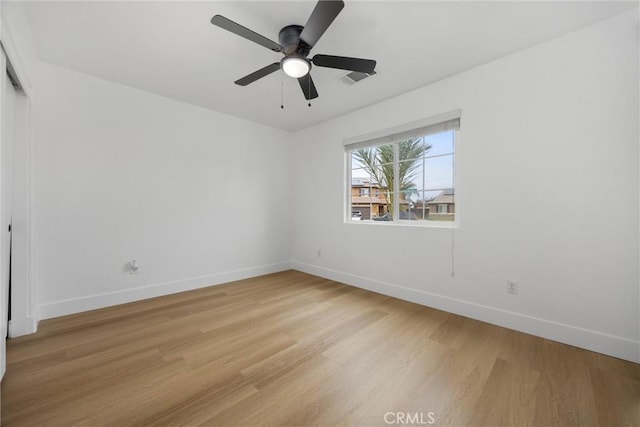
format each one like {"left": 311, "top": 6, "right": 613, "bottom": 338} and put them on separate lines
{"left": 235, "top": 63, "right": 281, "bottom": 86}
{"left": 211, "top": 15, "right": 283, "bottom": 53}
{"left": 312, "top": 54, "right": 376, "bottom": 73}
{"left": 299, "top": 0, "right": 344, "bottom": 48}
{"left": 298, "top": 74, "right": 319, "bottom": 100}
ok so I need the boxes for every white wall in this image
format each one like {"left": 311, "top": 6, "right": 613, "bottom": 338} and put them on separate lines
{"left": 291, "top": 10, "right": 640, "bottom": 363}
{"left": 34, "top": 62, "right": 292, "bottom": 318}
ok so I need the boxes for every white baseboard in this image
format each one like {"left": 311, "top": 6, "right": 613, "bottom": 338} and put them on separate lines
{"left": 8, "top": 315, "right": 38, "bottom": 338}
{"left": 291, "top": 261, "right": 640, "bottom": 364}
{"left": 38, "top": 262, "right": 292, "bottom": 320}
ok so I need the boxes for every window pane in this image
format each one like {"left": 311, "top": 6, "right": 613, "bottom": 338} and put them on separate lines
{"left": 347, "top": 126, "right": 455, "bottom": 225}
{"left": 350, "top": 145, "right": 394, "bottom": 222}
{"left": 399, "top": 159, "right": 424, "bottom": 192}
{"left": 425, "top": 154, "right": 454, "bottom": 190}
{"left": 371, "top": 192, "right": 393, "bottom": 221}
{"left": 411, "top": 191, "right": 429, "bottom": 220}
{"left": 398, "top": 137, "right": 431, "bottom": 163}
{"left": 425, "top": 130, "right": 455, "bottom": 157}
{"left": 351, "top": 145, "right": 394, "bottom": 189}
{"left": 426, "top": 189, "right": 455, "bottom": 222}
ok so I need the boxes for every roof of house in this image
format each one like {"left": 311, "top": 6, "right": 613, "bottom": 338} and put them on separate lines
{"left": 428, "top": 195, "right": 454, "bottom": 205}
{"left": 352, "top": 178, "right": 383, "bottom": 188}
{"left": 427, "top": 189, "right": 455, "bottom": 205}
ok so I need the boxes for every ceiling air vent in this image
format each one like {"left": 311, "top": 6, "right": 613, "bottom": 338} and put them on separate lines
{"left": 340, "top": 70, "right": 377, "bottom": 85}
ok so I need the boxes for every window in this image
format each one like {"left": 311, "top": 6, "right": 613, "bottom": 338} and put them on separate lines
{"left": 359, "top": 188, "right": 370, "bottom": 197}
{"left": 345, "top": 111, "right": 459, "bottom": 224}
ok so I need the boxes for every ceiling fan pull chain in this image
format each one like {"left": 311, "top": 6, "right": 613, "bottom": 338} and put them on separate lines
{"left": 308, "top": 77, "right": 312, "bottom": 107}
{"left": 281, "top": 71, "right": 284, "bottom": 109}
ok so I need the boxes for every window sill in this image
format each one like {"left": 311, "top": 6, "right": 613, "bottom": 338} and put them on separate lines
{"left": 344, "top": 220, "right": 458, "bottom": 229}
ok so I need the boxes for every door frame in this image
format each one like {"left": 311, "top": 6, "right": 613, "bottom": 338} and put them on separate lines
{"left": 1, "top": 11, "right": 37, "bottom": 342}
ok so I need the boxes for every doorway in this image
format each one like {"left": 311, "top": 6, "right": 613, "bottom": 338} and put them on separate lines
{"left": 0, "top": 47, "right": 18, "bottom": 378}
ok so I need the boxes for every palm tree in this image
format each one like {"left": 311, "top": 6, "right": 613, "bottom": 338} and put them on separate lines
{"left": 353, "top": 138, "right": 430, "bottom": 218}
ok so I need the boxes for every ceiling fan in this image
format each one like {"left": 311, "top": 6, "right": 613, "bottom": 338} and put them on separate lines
{"left": 211, "top": 0, "right": 376, "bottom": 102}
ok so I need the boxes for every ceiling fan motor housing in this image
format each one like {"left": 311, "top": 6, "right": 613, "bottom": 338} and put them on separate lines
{"left": 279, "top": 25, "right": 311, "bottom": 57}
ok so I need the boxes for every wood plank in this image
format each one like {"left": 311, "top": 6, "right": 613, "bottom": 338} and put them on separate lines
{"left": 1, "top": 271, "right": 637, "bottom": 426}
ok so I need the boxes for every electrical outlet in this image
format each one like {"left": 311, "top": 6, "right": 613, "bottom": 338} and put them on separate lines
{"left": 507, "top": 281, "right": 518, "bottom": 295}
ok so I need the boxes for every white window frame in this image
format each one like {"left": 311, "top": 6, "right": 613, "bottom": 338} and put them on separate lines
{"left": 344, "top": 110, "right": 460, "bottom": 228}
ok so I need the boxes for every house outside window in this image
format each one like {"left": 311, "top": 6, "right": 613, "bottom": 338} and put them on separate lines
{"left": 345, "top": 111, "right": 459, "bottom": 225}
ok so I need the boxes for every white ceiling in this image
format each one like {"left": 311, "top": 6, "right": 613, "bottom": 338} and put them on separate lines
{"left": 23, "top": 1, "right": 637, "bottom": 132}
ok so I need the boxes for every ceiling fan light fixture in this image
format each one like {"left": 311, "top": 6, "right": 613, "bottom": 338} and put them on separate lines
{"left": 282, "top": 56, "right": 310, "bottom": 78}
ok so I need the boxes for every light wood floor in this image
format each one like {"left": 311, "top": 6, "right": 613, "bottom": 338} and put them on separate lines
{"left": 2, "top": 270, "right": 639, "bottom": 426}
